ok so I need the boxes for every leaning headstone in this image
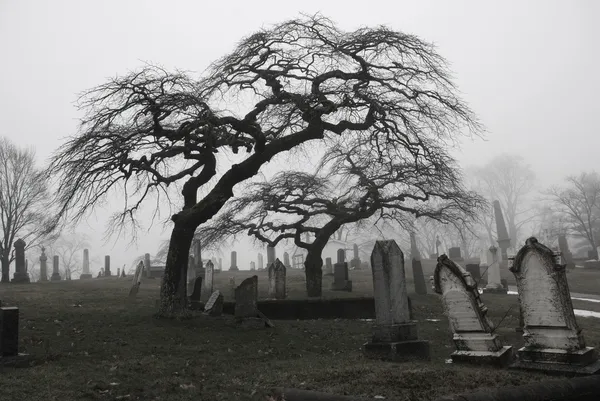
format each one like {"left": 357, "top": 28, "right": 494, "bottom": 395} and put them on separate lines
{"left": 268, "top": 259, "right": 286, "bottom": 299}
{"left": 39, "top": 247, "right": 48, "bottom": 282}
{"left": 363, "top": 240, "right": 430, "bottom": 361}
{"left": 104, "top": 255, "right": 111, "bottom": 276}
{"left": 509, "top": 237, "right": 600, "bottom": 374}
{"left": 202, "top": 261, "right": 214, "bottom": 302}
{"left": 434, "top": 255, "right": 513, "bottom": 366}
{"left": 483, "top": 246, "right": 507, "bottom": 294}
{"left": 188, "top": 276, "right": 203, "bottom": 310}
{"left": 128, "top": 261, "right": 144, "bottom": 299}
{"left": 331, "top": 249, "right": 352, "bottom": 291}
{"left": 80, "top": 249, "right": 92, "bottom": 279}
{"left": 324, "top": 257, "right": 334, "bottom": 276}
{"left": 11, "top": 239, "right": 30, "bottom": 283}
{"left": 204, "top": 290, "right": 223, "bottom": 316}
{"left": 51, "top": 255, "right": 62, "bottom": 281}
{"left": 558, "top": 234, "right": 576, "bottom": 270}
{"left": 0, "top": 306, "right": 19, "bottom": 357}
{"left": 229, "top": 251, "right": 238, "bottom": 271}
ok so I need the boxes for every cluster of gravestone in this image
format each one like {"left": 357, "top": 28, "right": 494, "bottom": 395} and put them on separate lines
{"left": 363, "top": 237, "right": 600, "bottom": 375}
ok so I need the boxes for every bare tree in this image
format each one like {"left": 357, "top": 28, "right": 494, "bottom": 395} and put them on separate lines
{"left": 197, "top": 138, "right": 484, "bottom": 296}
{"left": 47, "top": 15, "right": 480, "bottom": 316}
{"left": 468, "top": 154, "right": 537, "bottom": 248}
{"left": 46, "top": 233, "right": 91, "bottom": 280}
{"left": 0, "top": 138, "right": 55, "bottom": 282}
{"left": 546, "top": 172, "right": 600, "bottom": 258}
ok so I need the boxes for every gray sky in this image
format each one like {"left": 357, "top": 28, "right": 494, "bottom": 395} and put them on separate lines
{"left": 0, "top": 0, "right": 598, "bottom": 273}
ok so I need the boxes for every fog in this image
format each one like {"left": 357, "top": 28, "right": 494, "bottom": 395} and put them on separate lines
{"left": 0, "top": 0, "right": 598, "bottom": 275}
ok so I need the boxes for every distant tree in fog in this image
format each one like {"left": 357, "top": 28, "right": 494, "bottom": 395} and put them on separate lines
{"left": 46, "top": 232, "right": 91, "bottom": 280}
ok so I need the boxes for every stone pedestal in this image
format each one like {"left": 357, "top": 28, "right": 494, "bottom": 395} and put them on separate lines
{"left": 511, "top": 347, "right": 600, "bottom": 375}
{"left": 79, "top": 273, "right": 92, "bottom": 279}
{"left": 363, "top": 322, "right": 430, "bottom": 362}
{"left": 449, "top": 332, "right": 513, "bottom": 367}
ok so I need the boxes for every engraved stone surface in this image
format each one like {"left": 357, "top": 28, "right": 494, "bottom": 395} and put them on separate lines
{"left": 235, "top": 275, "right": 258, "bottom": 319}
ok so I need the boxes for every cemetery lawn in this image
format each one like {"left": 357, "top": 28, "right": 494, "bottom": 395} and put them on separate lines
{"left": 1, "top": 268, "right": 600, "bottom": 401}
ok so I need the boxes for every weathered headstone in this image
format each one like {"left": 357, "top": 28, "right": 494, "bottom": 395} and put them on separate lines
{"left": 104, "top": 255, "right": 111, "bottom": 276}
{"left": 51, "top": 255, "right": 62, "bottom": 281}
{"left": 493, "top": 200, "right": 511, "bottom": 263}
{"left": 558, "top": 234, "right": 575, "bottom": 270}
{"left": 324, "top": 257, "right": 333, "bottom": 276}
{"left": 268, "top": 259, "right": 286, "bottom": 299}
{"left": 283, "top": 252, "right": 291, "bottom": 269}
{"left": 363, "top": 240, "right": 430, "bottom": 361}
{"left": 229, "top": 251, "right": 238, "bottom": 271}
{"left": 128, "top": 261, "right": 144, "bottom": 299}
{"left": 483, "top": 246, "right": 507, "bottom": 294}
{"left": 350, "top": 243, "right": 362, "bottom": 269}
{"left": 509, "top": 237, "right": 600, "bottom": 374}
{"left": 331, "top": 249, "right": 352, "bottom": 291}
{"left": 448, "top": 247, "right": 462, "bottom": 260}
{"left": 257, "top": 253, "right": 264, "bottom": 270}
{"left": 0, "top": 306, "right": 19, "bottom": 357}
{"left": 234, "top": 276, "right": 261, "bottom": 324}
{"left": 80, "top": 248, "right": 92, "bottom": 279}
{"left": 204, "top": 290, "right": 223, "bottom": 316}
{"left": 143, "top": 253, "right": 151, "bottom": 278}
{"left": 434, "top": 255, "right": 513, "bottom": 366}
{"left": 250, "top": 261, "right": 256, "bottom": 271}
{"left": 11, "top": 239, "right": 29, "bottom": 283}
{"left": 202, "top": 260, "right": 214, "bottom": 302}
{"left": 39, "top": 247, "right": 48, "bottom": 282}
{"left": 267, "top": 246, "right": 276, "bottom": 265}
{"left": 465, "top": 264, "right": 481, "bottom": 283}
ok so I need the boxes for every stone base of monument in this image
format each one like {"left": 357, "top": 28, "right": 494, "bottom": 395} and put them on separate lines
{"left": 11, "top": 273, "right": 30, "bottom": 284}
{"left": 510, "top": 347, "right": 600, "bottom": 375}
{"left": 451, "top": 346, "right": 513, "bottom": 367}
{"left": 79, "top": 274, "right": 93, "bottom": 280}
{"left": 50, "top": 273, "right": 62, "bottom": 281}
{"left": 330, "top": 280, "right": 352, "bottom": 292}
{"left": 363, "top": 322, "right": 430, "bottom": 362}
{"left": 482, "top": 285, "right": 508, "bottom": 294}
{"left": 0, "top": 353, "right": 36, "bottom": 368}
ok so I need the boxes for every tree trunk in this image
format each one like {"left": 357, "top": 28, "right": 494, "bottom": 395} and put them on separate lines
{"left": 304, "top": 246, "right": 324, "bottom": 297}
{"left": 157, "top": 222, "right": 195, "bottom": 318}
{"left": 1, "top": 255, "right": 9, "bottom": 283}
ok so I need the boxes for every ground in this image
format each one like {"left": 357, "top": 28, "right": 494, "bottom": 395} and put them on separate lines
{"left": 1, "top": 266, "right": 599, "bottom": 401}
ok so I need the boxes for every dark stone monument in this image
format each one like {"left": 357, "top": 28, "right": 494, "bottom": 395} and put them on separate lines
{"left": 350, "top": 243, "right": 361, "bottom": 269}
{"left": 331, "top": 249, "right": 352, "bottom": 291}
{"left": 0, "top": 306, "right": 19, "bottom": 357}
{"left": 235, "top": 275, "right": 258, "bottom": 320}
{"left": 465, "top": 264, "right": 481, "bottom": 283}
{"left": 11, "top": 239, "right": 30, "bottom": 283}
{"left": 229, "top": 251, "right": 238, "bottom": 271}
{"left": 51, "top": 255, "right": 62, "bottom": 281}
{"left": 80, "top": 248, "right": 92, "bottom": 279}
{"left": 558, "top": 234, "right": 576, "bottom": 270}
{"left": 39, "top": 247, "right": 48, "bottom": 282}
{"left": 268, "top": 259, "right": 286, "bottom": 299}
{"left": 104, "top": 255, "right": 111, "bottom": 276}
{"left": 324, "top": 257, "right": 333, "bottom": 276}
{"left": 448, "top": 247, "right": 462, "bottom": 260}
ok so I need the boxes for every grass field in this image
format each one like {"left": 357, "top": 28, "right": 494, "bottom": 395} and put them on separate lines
{"left": 1, "top": 267, "right": 600, "bottom": 401}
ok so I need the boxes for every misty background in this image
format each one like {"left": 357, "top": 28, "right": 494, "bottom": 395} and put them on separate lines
{"left": 1, "top": 0, "right": 598, "bottom": 276}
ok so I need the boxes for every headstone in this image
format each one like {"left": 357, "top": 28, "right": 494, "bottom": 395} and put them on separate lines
{"left": 433, "top": 255, "right": 513, "bottom": 366}
{"left": 51, "top": 255, "right": 62, "bottom": 281}
{"left": 267, "top": 246, "right": 276, "bottom": 265}
{"left": 202, "top": 260, "right": 214, "bottom": 302}
{"left": 324, "top": 257, "right": 333, "bottom": 276}
{"left": 465, "top": 264, "right": 481, "bottom": 283}
{"left": 188, "top": 276, "right": 203, "bottom": 310}
{"left": 363, "top": 240, "right": 430, "bottom": 361}
{"left": 128, "top": 261, "right": 144, "bottom": 299}
{"left": 493, "top": 200, "right": 511, "bottom": 263}
{"left": 412, "top": 259, "right": 427, "bottom": 295}
{"left": 483, "top": 246, "right": 507, "bottom": 294}
{"left": 283, "top": 252, "right": 291, "bottom": 269}
{"left": 80, "top": 249, "right": 92, "bottom": 279}
{"left": 509, "top": 237, "right": 600, "bottom": 374}
{"left": 250, "top": 261, "right": 256, "bottom": 271}
{"left": 257, "top": 253, "right": 264, "bottom": 270}
{"left": 104, "top": 255, "right": 111, "bottom": 276}
{"left": 268, "top": 259, "right": 286, "bottom": 299}
{"left": 235, "top": 275, "right": 258, "bottom": 320}
{"left": 350, "top": 243, "right": 361, "bottom": 269}
{"left": 229, "top": 251, "right": 238, "bottom": 271}
{"left": 204, "top": 290, "right": 223, "bottom": 316}
{"left": 331, "top": 249, "right": 352, "bottom": 291}
{"left": 0, "top": 306, "right": 19, "bottom": 357}
{"left": 117, "top": 268, "right": 121, "bottom": 277}
{"left": 558, "top": 235, "right": 576, "bottom": 270}
{"left": 121, "top": 268, "right": 126, "bottom": 278}
{"left": 143, "top": 253, "right": 151, "bottom": 278}
{"left": 448, "top": 247, "right": 462, "bottom": 260}
{"left": 11, "top": 239, "right": 29, "bottom": 283}
{"left": 39, "top": 247, "right": 48, "bottom": 282}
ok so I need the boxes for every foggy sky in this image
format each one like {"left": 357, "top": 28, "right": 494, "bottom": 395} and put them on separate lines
{"left": 0, "top": 1, "right": 598, "bottom": 273}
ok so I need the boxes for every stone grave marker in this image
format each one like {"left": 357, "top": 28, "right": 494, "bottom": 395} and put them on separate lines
{"left": 267, "top": 246, "right": 276, "bottom": 265}
{"left": 189, "top": 276, "right": 203, "bottom": 310}
{"left": 434, "top": 255, "right": 513, "bottom": 366}
{"left": 465, "top": 263, "right": 481, "bottom": 283}
{"left": 257, "top": 253, "right": 264, "bottom": 270}
{"left": 202, "top": 260, "right": 214, "bottom": 302}
{"left": 235, "top": 276, "right": 273, "bottom": 328}
{"left": 51, "top": 255, "right": 62, "bottom": 281}
{"left": 11, "top": 239, "right": 30, "bottom": 283}
{"left": 448, "top": 247, "right": 462, "bottom": 260}
{"left": 143, "top": 253, "right": 151, "bottom": 278}
{"left": 509, "top": 237, "right": 600, "bottom": 374}
{"left": 104, "top": 255, "right": 111, "bottom": 276}
{"left": 483, "top": 246, "right": 507, "bottom": 294}
{"left": 409, "top": 232, "right": 427, "bottom": 294}
{"left": 558, "top": 234, "right": 575, "bottom": 270}
{"left": 493, "top": 200, "right": 511, "bottom": 264}
{"left": 229, "top": 251, "right": 238, "bottom": 271}
{"left": 350, "top": 243, "right": 361, "bottom": 269}
{"left": 204, "top": 290, "right": 224, "bottom": 317}
{"left": 128, "top": 261, "right": 144, "bottom": 299}
{"left": 324, "top": 257, "right": 333, "bottom": 276}
{"left": 331, "top": 249, "right": 352, "bottom": 291}
{"left": 363, "top": 240, "right": 429, "bottom": 361}
{"left": 250, "top": 261, "right": 256, "bottom": 271}
{"left": 0, "top": 306, "right": 19, "bottom": 357}
{"left": 80, "top": 248, "right": 92, "bottom": 279}
{"left": 39, "top": 247, "right": 48, "bottom": 282}
{"left": 268, "top": 259, "right": 286, "bottom": 299}
{"left": 283, "top": 252, "right": 291, "bottom": 269}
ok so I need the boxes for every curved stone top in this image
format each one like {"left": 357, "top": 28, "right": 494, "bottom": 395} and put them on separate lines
{"left": 433, "top": 254, "right": 476, "bottom": 295}
{"left": 14, "top": 238, "right": 26, "bottom": 247}
{"left": 510, "top": 237, "right": 563, "bottom": 274}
